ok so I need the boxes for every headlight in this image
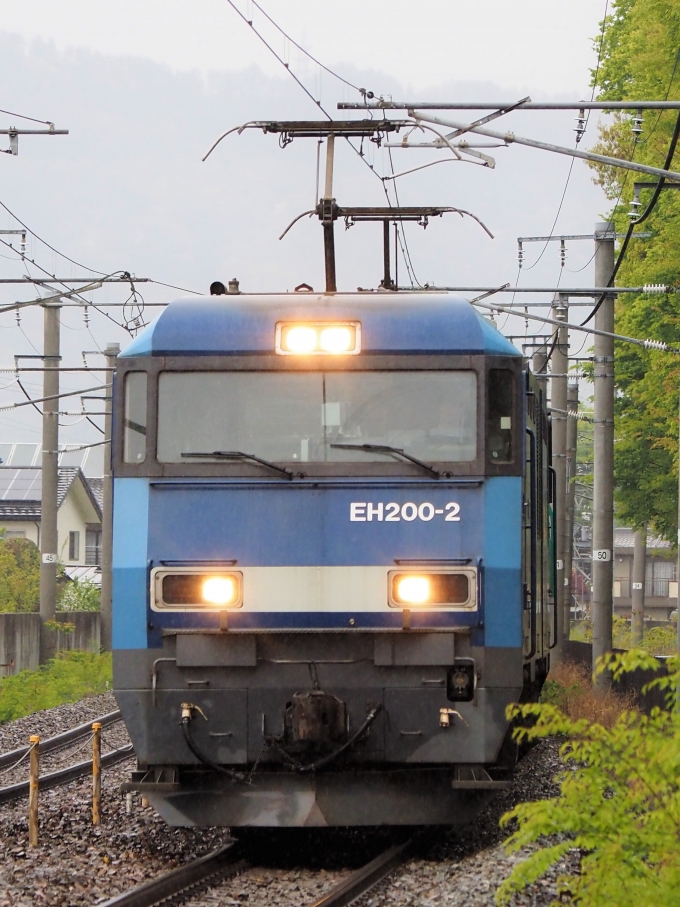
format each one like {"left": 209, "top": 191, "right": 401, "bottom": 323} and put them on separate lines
{"left": 276, "top": 321, "right": 361, "bottom": 355}
{"left": 153, "top": 570, "right": 243, "bottom": 610}
{"left": 389, "top": 570, "right": 476, "bottom": 609}
{"left": 395, "top": 575, "right": 430, "bottom": 604}
{"left": 285, "top": 326, "right": 318, "bottom": 354}
{"left": 201, "top": 576, "right": 237, "bottom": 605}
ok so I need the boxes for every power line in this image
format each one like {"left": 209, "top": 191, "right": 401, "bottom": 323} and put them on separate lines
{"left": 248, "top": 0, "right": 370, "bottom": 98}
{"left": 581, "top": 109, "right": 680, "bottom": 326}
{"left": 224, "top": 0, "right": 423, "bottom": 286}
{"left": 0, "top": 108, "right": 55, "bottom": 126}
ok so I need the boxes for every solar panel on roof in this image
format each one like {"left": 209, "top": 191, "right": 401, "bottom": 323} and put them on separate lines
{"left": 0, "top": 444, "right": 12, "bottom": 465}
{"left": 60, "top": 449, "right": 86, "bottom": 468}
{"left": 10, "top": 444, "right": 39, "bottom": 467}
{"left": 0, "top": 469, "right": 41, "bottom": 500}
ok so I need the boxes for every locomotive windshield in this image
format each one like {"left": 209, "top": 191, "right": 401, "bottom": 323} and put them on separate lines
{"left": 154, "top": 371, "right": 477, "bottom": 465}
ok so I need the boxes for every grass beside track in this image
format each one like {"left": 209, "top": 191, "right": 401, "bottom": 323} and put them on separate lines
{"left": 0, "top": 650, "right": 112, "bottom": 723}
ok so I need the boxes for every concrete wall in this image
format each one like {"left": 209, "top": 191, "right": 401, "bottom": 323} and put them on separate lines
{"left": 0, "top": 611, "right": 101, "bottom": 676}
{"left": 0, "top": 613, "right": 40, "bottom": 676}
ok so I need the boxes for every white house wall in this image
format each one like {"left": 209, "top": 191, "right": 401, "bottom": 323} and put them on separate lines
{"left": 0, "top": 521, "right": 39, "bottom": 544}
{"left": 57, "top": 478, "right": 100, "bottom": 565}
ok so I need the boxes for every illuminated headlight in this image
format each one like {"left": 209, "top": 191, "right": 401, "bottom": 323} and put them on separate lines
{"left": 152, "top": 569, "right": 243, "bottom": 610}
{"left": 276, "top": 321, "right": 361, "bottom": 355}
{"left": 396, "top": 575, "right": 431, "bottom": 604}
{"left": 388, "top": 570, "right": 477, "bottom": 609}
{"left": 201, "top": 576, "right": 237, "bottom": 605}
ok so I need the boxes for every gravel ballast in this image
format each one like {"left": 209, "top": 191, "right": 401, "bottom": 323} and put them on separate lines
{"left": 0, "top": 694, "right": 568, "bottom": 906}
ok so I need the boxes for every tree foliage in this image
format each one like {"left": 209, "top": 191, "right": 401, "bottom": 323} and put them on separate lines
{"left": 0, "top": 537, "right": 40, "bottom": 612}
{"left": 589, "top": 0, "right": 680, "bottom": 538}
{"left": 496, "top": 650, "right": 680, "bottom": 906}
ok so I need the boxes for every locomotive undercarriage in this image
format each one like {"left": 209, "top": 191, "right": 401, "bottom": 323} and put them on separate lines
{"left": 115, "top": 632, "right": 527, "bottom": 826}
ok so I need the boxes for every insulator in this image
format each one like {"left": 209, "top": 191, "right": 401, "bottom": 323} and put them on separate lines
{"left": 643, "top": 338, "right": 667, "bottom": 350}
{"left": 632, "top": 110, "right": 644, "bottom": 137}
{"left": 643, "top": 284, "right": 667, "bottom": 294}
{"left": 574, "top": 108, "right": 586, "bottom": 144}
{"left": 83, "top": 304, "right": 90, "bottom": 327}
{"left": 628, "top": 197, "right": 642, "bottom": 219}
{"left": 517, "top": 241, "right": 524, "bottom": 269}
{"left": 560, "top": 239, "right": 566, "bottom": 267}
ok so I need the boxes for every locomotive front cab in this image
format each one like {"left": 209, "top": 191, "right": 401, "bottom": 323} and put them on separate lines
{"left": 111, "top": 293, "right": 553, "bottom": 827}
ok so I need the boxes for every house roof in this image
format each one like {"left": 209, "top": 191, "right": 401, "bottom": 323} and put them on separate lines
{"left": 615, "top": 528, "right": 672, "bottom": 550}
{"left": 0, "top": 467, "right": 102, "bottom": 521}
{"left": 87, "top": 477, "right": 104, "bottom": 511}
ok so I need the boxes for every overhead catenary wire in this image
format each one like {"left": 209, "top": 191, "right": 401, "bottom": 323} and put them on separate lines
{"left": 581, "top": 95, "right": 680, "bottom": 326}
{"left": 472, "top": 297, "right": 680, "bottom": 353}
{"left": 222, "top": 0, "right": 428, "bottom": 286}
{"left": 0, "top": 108, "right": 55, "bottom": 126}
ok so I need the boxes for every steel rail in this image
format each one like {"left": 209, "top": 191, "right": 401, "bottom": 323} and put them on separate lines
{"left": 97, "top": 841, "right": 246, "bottom": 907}
{"left": 0, "top": 708, "right": 122, "bottom": 770}
{"left": 308, "top": 831, "right": 433, "bottom": 907}
{"left": 96, "top": 831, "right": 430, "bottom": 907}
{"left": 0, "top": 743, "right": 133, "bottom": 805}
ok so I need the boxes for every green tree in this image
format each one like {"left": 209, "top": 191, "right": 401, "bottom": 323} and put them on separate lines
{"left": 588, "top": 0, "right": 680, "bottom": 538}
{"left": 0, "top": 537, "right": 40, "bottom": 612}
{"left": 496, "top": 651, "right": 680, "bottom": 906}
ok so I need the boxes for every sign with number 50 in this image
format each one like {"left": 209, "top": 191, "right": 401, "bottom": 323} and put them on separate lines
{"left": 592, "top": 549, "right": 611, "bottom": 561}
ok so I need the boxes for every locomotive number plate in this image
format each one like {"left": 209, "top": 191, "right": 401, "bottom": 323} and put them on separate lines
{"left": 350, "top": 501, "right": 461, "bottom": 522}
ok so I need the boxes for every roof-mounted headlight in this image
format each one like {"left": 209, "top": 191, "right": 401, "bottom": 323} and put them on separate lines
{"left": 275, "top": 321, "right": 361, "bottom": 355}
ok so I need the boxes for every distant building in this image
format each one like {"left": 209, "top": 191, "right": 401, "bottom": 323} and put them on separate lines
{"left": 0, "top": 466, "right": 103, "bottom": 581}
{"left": 612, "top": 528, "right": 676, "bottom": 621}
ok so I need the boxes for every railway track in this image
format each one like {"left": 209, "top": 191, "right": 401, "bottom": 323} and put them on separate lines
{"left": 97, "top": 831, "right": 431, "bottom": 907}
{"left": 0, "top": 708, "right": 122, "bottom": 770}
{"left": 0, "top": 708, "right": 132, "bottom": 805}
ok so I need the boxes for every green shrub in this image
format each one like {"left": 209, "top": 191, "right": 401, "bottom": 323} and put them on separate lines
{"left": 642, "top": 624, "right": 677, "bottom": 656}
{"left": 57, "top": 577, "right": 101, "bottom": 612}
{"left": 496, "top": 650, "right": 680, "bottom": 906}
{"left": 0, "top": 651, "right": 112, "bottom": 723}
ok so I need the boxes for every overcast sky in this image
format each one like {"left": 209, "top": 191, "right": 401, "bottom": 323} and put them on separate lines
{"left": 0, "top": 0, "right": 610, "bottom": 467}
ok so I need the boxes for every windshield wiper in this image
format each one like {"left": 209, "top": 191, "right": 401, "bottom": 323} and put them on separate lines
{"left": 330, "top": 443, "right": 442, "bottom": 478}
{"left": 181, "top": 450, "right": 299, "bottom": 479}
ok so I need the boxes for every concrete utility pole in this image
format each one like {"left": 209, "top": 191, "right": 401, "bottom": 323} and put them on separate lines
{"left": 564, "top": 380, "right": 579, "bottom": 639}
{"left": 631, "top": 526, "right": 646, "bottom": 646}
{"left": 39, "top": 301, "right": 60, "bottom": 663}
{"left": 592, "top": 221, "right": 616, "bottom": 685}
{"left": 551, "top": 295, "right": 569, "bottom": 654}
{"left": 100, "top": 342, "right": 120, "bottom": 653}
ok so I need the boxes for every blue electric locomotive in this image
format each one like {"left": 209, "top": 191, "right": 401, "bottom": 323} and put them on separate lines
{"left": 113, "top": 290, "right": 554, "bottom": 827}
